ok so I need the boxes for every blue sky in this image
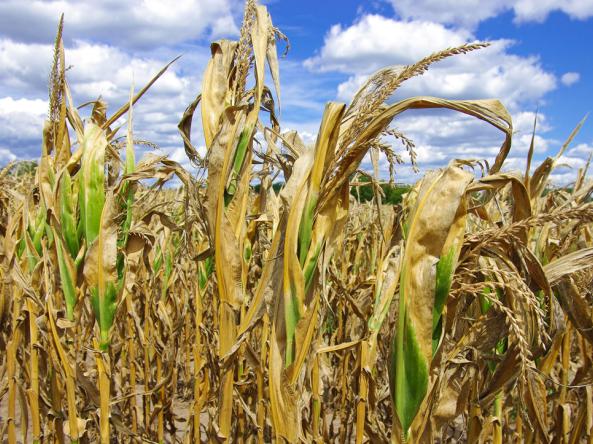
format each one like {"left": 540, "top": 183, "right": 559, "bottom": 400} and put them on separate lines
{"left": 1, "top": 0, "right": 592, "bottom": 183}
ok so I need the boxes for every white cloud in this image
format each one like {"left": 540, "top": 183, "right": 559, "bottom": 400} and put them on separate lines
{"left": 566, "top": 142, "right": 593, "bottom": 158}
{"left": 303, "top": 15, "right": 564, "bottom": 183}
{"left": 0, "top": 0, "right": 240, "bottom": 49}
{"left": 302, "top": 7, "right": 591, "bottom": 186}
{"left": 306, "top": 16, "right": 556, "bottom": 111}
{"left": 0, "top": 37, "right": 197, "bottom": 99}
{"left": 0, "top": 97, "right": 47, "bottom": 116}
{"left": 0, "top": 39, "right": 55, "bottom": 96}
{"left": 556, "top": 155, "right": 587, "bottom": 169}
{"left": 512, "top": 0, "right": 593, "bottom": 24}
{"left": 548, "top": 171, "right": 579, "bottom": 185}
{"left": 0, "top": 35, "right": 207, "bottom": 162}
{"left": 0, "top": 97, "right": 48, "bottom": 159}
{"left": 0, "top": 11, "right": 330, "bottom": 166}
{"left": 384, "top": 0, "right": 593, "bottom": 28}
{"left": 0, "top": 0, "right": 245, "bottom": 167}
{"left": 0, "top": 147, "right": 18, "bottom": 163}
{"left": 561, "top": 72, "right": 580, "bottom": 87}
{"left": 389, "top": 0, "right": 505, "bottom": 30}
{"left": 550, "top": 144, "right": 593, "bottom": 186}
{"left": 304, "top": 15, "right": 471, "bottom": 73}
{"left": 65, "top": 41, "right": 193, "bottom": 103}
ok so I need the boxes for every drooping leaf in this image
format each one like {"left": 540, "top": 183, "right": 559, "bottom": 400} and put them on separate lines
{"left": 391, "top": 164, "right": 473, "bottom": 437}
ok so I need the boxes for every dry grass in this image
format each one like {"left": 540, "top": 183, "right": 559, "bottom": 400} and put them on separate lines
{"left": 1, "top": 2, "right": 593, "bottom": 443}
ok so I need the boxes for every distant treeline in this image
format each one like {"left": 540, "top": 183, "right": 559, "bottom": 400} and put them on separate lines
{"left": 252, "top": 179, "right": 412, "bottom": 205}
{"left": 349, "top": 179, "right": 411, "bottom": 205}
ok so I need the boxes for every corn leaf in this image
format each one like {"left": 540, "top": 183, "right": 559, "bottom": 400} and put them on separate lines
{"left": 391, "top": 165, "right": 472, "bottom": 437}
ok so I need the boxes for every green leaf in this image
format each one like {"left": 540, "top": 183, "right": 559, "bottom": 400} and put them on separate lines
{"left": 90, "top": 282, "right": 118, "bottom": 350}
{"left": 79, "top": 123, "right": 106, "bottom": 245}
{"left": 58, "top": 172, "right": 80, "bottom": 258}
{"left": 54, "top": 230, "right": 77, "bottom": 321}
{"left": 83, "top": 191, "right": 119, "bottom": 350}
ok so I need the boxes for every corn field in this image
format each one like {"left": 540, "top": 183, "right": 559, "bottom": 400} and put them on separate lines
{"left": 1, "top": 1, "right": 593, "bottom": 443}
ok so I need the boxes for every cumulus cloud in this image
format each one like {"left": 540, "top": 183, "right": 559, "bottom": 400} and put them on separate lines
{"left": 0, "top": 97, "right": 47, "bottom": 118}
{"left": 301, "top": 12, "right": 574, "bottom": 182}
{"left": 304, "top": 16, "right": 471, "bottom": 73}
{"left": 0, "top": 0, "right": 243, "bottom": 164}
{"left": 390, "top": 114, "right": 592, "bottom": 186}
{"left": 0, "top": 0, "right": 240, "bottom": 50}
{"left": 553, "top": 142, "right": 593, "bottom": 185}
{"left": 0, "top": 37, "right": 206, "bottom": 98}
{"left": 0, "top": 36, "right": 208, "bottom": 162}
{"left": 395, "top": 110, "right": 548, "bottom": 162}
{"left": 550, "top": 144, "right": 593, "bottom": 185}
{"left": 384, "top": 0, "right": 593, "bottom": 29}
{"left": 561, "top": 72, "right": 580, "bottom": 86}
{"left": 0, "top": 147, "right": 17, "bottom": 163}
{"left": 305, "top": 16, "right": 556, "bottom": 110}
{"left": 302, "top": 8, "right": 590, "bottom": 186}
{"left": 0, "top": 0, "right": 237, "bottom": 165}
{"left": 0, "top": 2, "right": 327, "bottom": 166}
{"left": 566, "top": 142, "right": 593, "bottom": 158}
{"left": 0, "top": 97, "right": 48, "bottom": 158}
{"left": 0, "top": 39, "right": 56, "bottom": 97}
{"left": 511, "top": 0, "right": 593, "bottom": 24}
